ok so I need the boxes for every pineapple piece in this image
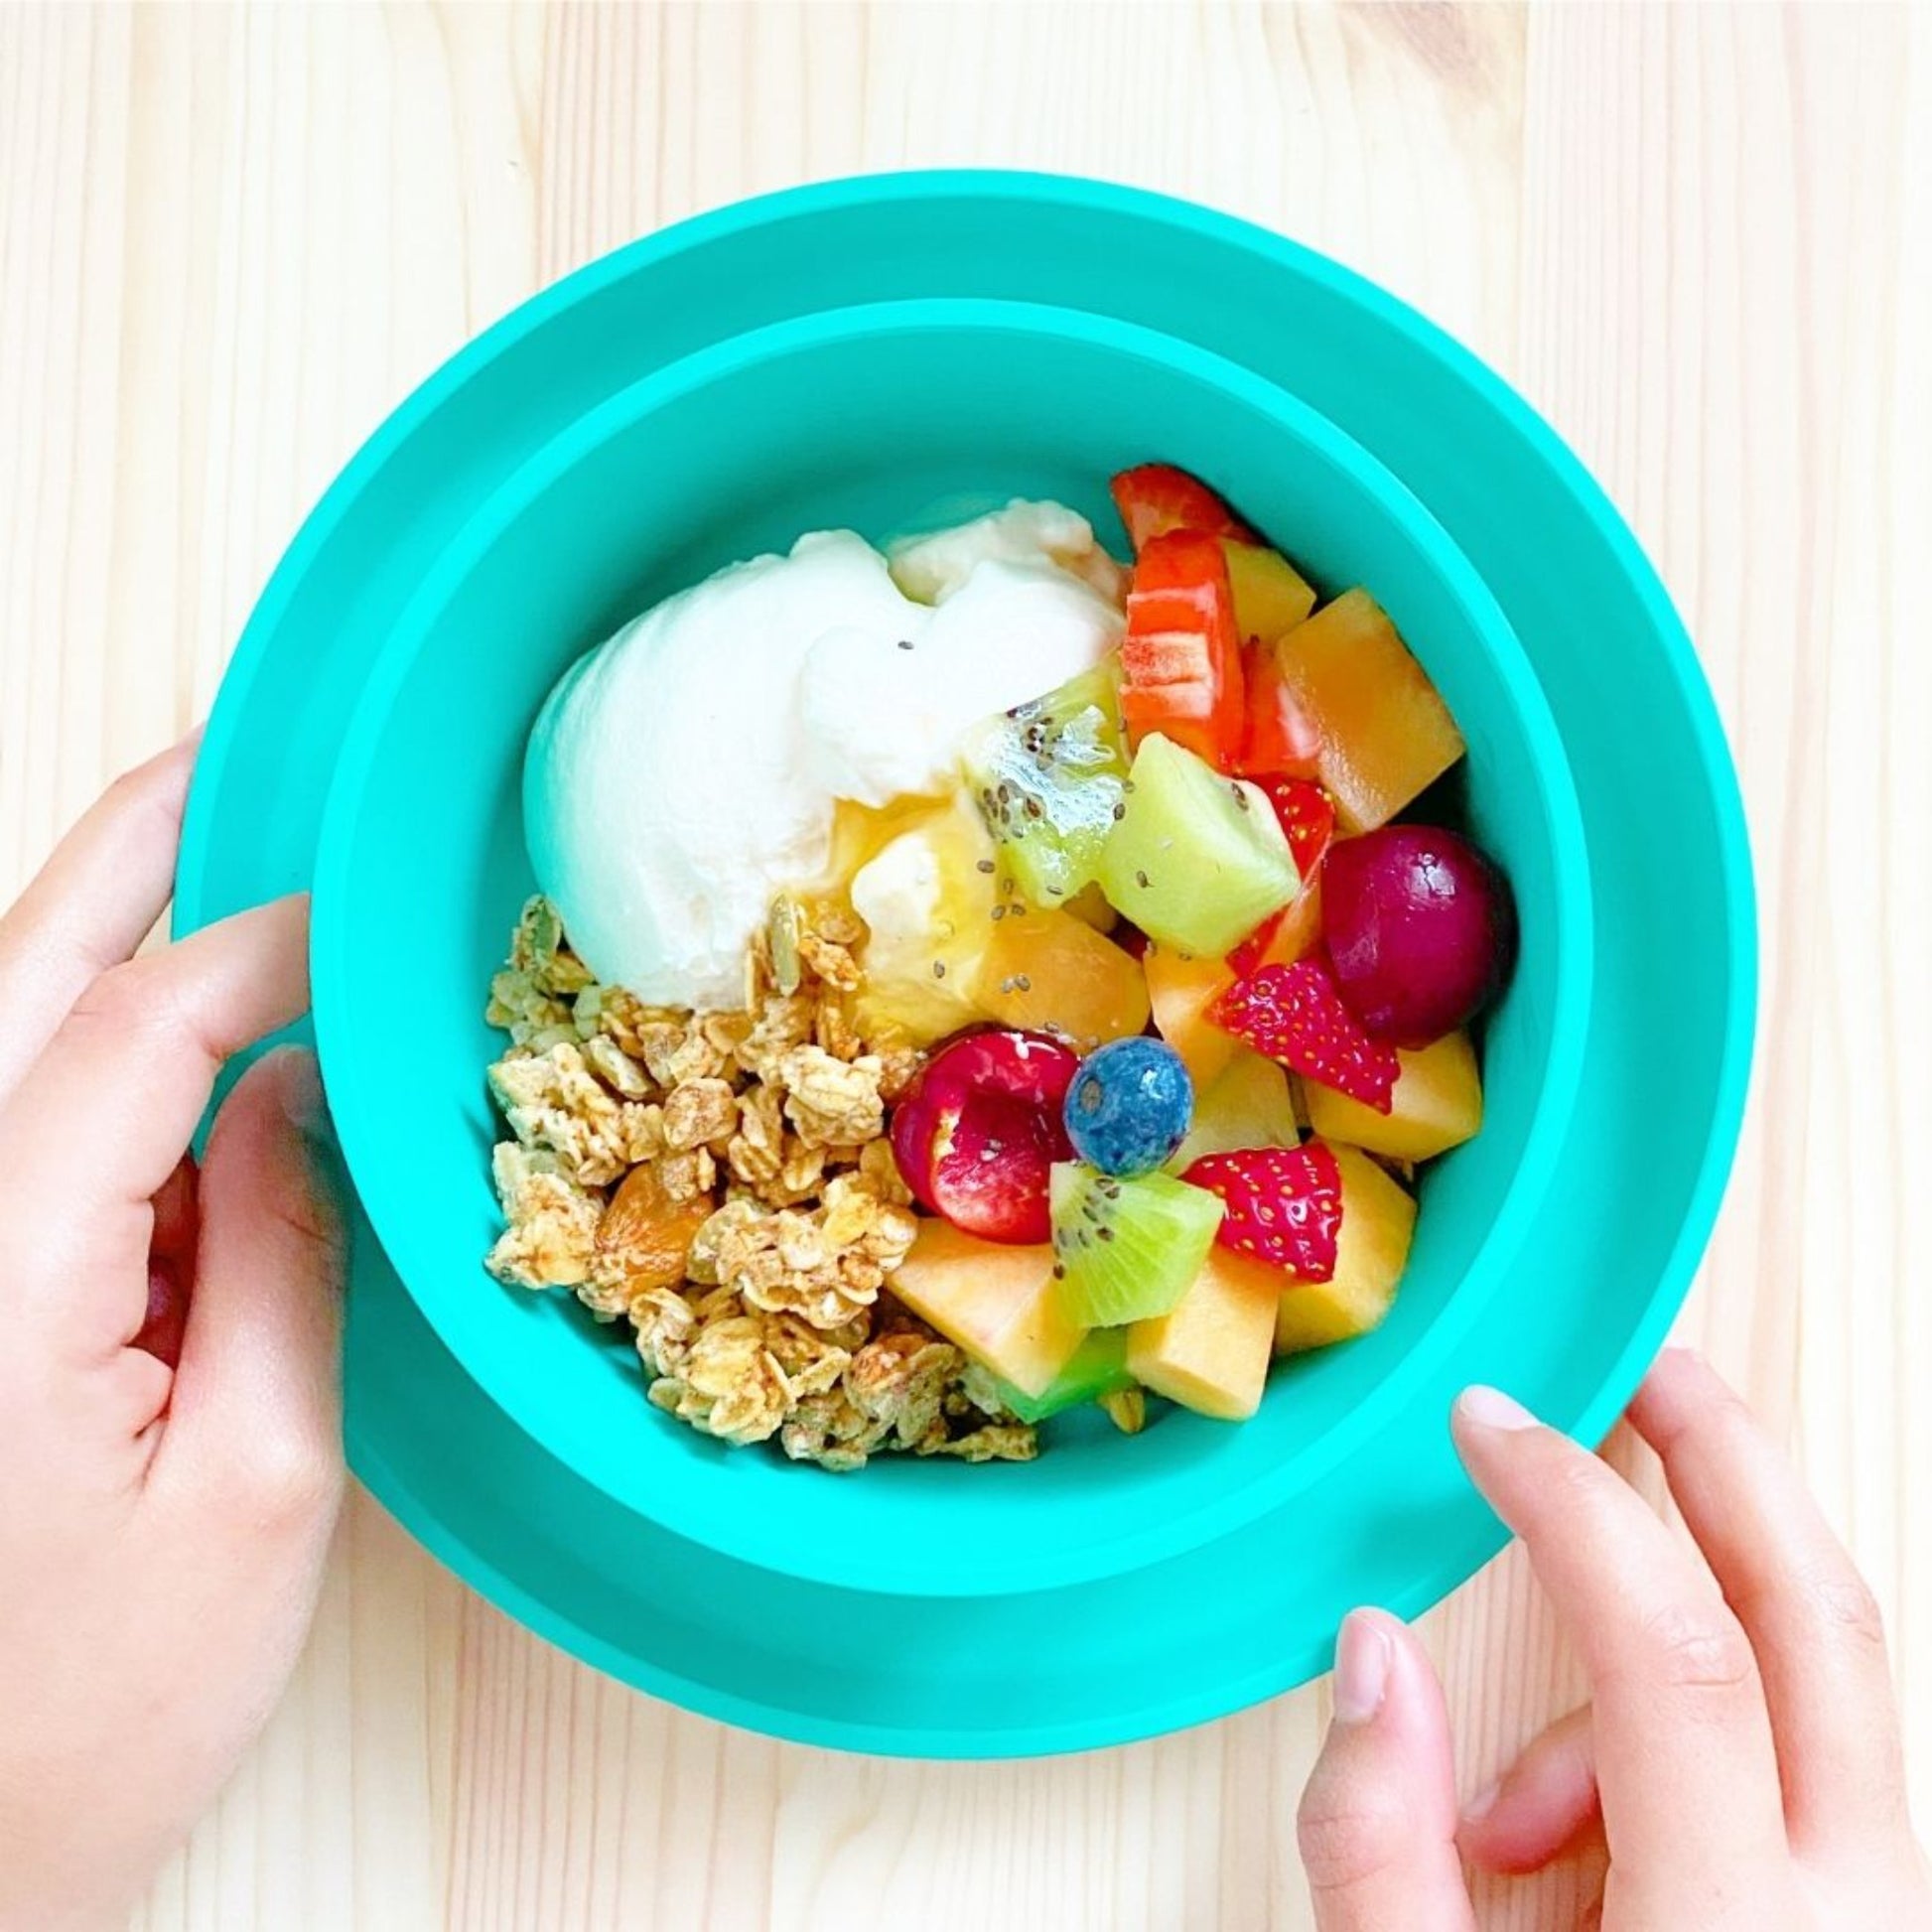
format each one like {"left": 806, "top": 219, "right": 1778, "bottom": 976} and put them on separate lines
{"left": 1266, "top": 590, "right": 1465, "bottom": 833}
{"left": 1127, "top": 1244, "right": 1280, "bottom": 1421}
{"left": 848, "top": 795, "right": 999, "bottom": 1043}
{"left": 1222, "top": 540, "right": 1316, "bottom": 642}
{"left": 1170, "top": 1048, "right": 1300, "bottom": 1169}
{"left": 1303, "top": 1032, "right": 1482, "bottom": 1163}
{"left": 1274, "top": 1143, "right": 1417, "bottom": 1355}
{"left": 971, "top": 904, "right": 1151, "bottom": 1049}
{"left": 1143, "top": 941, "right": 1239, "bottom": 1089}
{"left": 889, "top": 1219, "right": 1086, "bottom": 1400}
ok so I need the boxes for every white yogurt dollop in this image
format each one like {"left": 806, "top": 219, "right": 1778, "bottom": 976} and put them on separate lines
{"left": 523, "top": 503, "right": 1124, "bottom": 1009}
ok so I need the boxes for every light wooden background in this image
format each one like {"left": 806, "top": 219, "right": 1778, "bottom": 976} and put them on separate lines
{"left": 2, "top": 4, "right": 1926, "bottom": 1927}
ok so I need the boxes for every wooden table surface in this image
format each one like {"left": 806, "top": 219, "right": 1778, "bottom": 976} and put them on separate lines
{"left": 2, "top": 4, "right": 1926, "bottom": 1926}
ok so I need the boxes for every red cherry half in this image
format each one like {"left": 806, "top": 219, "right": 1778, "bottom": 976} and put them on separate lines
{"left": 890, "top": 1029, "right": 1080, "bottom": 1244}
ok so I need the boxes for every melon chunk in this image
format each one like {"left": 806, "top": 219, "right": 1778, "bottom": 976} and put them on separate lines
{"left": 971, "top": 905, "right": 1150, "bottom": 1049}
{"left": 1265, "top": 590, "right": 1464, "bottom": 832}
{"left": 1170, "top": 1048, "right": 1300, "bottom": 1169}
{"left": 1302, "top": 1031, "right": 1482, "bottom": 1162}
{"left": 1127, "top": 1244, "right": 1280, "bottom": 1421}
{"left": 1221, "top": 540, "right": 1316, "bottom": 642}
{"left": 1273, "top": 1143, "right": 1417, "bottom": 1355}
{"left": 995, "top": 1327, "right": 1135, "bottom": 1424}
{"left": 890, "top": 1220, "right": 1085, "bottom": 1399}
{"left": 1143, "top": 940, "right": 1239, "bottom": 1089}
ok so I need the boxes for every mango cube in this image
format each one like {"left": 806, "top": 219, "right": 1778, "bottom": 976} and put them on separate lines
{"left": 1127, "top": 1245, "right": 1280, "bottom": 1421}
{"left": 889, "top": 1220, "right": 1086, "bottom": 1399}
{"left": 1266, "top": 590, "right": 1465, "bottom": 832}
{"left": 1171, "top": 1048, "right": 1300, "bottom": 1169}
{"left": 1222, "top": 540, "right": 1316, "bottom": 642}
{"left": 971, "top": 905, "right": 1151, "bottom": 1049}
{"left": 1274, "top": 1143, "right": 1417, "bottom": 1355}
{"left": 1143, "top": 941, "right": 1239, "bottom": 1089}
{"left": 1303, "top": 1031, "right": 1482, "bottom": 1162}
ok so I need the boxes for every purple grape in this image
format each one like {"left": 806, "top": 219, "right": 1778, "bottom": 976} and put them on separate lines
{"left": 1322, "top": 826, "right": 1516, "bottom": 1046}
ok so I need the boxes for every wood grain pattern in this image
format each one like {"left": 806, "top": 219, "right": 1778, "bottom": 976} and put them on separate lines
{"left": 1, "top": 5, "right": 1924, "bottom": 1926}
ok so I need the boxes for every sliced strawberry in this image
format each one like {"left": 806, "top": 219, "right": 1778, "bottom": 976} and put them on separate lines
{"left": 1224, "top": 783, "right": 1333, "bottom": 975}
{"left": 1180, "top": 1144, "right": 1343, "bottom": 1280}
{"left": 1226, "top": 884, "right": 1321, "bottom": 977}
{"left": 1119, "top": 531, "right": 1245, "bottom": 770}
{"left": 1252, "top": 777, "right": 1336, "bottom": 877}
{"left": 1210, "top": 956, "right": 1400, "bottom": 1111}
{"left": 1240, "top": 638, "right": 1324, "bottom": 776}
{"left": 1110, "top": 463, "right": 1255, "bottom": 555}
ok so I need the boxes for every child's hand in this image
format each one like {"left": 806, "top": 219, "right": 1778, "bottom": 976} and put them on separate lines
{"left": 0, "top": 739, "right": 345, "bottom": 1932}
{"left": 1298, "top": 1348, "right": 1932, "bottom": 1928}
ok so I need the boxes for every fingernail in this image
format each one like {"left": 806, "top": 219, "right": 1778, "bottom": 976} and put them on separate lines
{"left": 1333, "top": 1610, "right": 1393, "bottom": 1725}
{"left": 1463, "top": 1778, "right": 1500, "bottom": 1823}
{"left": 1455, "top": 1385, "right": 1540, "bottom": 1433}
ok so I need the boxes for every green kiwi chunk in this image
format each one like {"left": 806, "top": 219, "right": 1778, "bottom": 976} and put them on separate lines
{"left": 960, "top": 663, "right": 1128, "bottom": 904}
{"left": 1096, "top": 733, "right": 1300, "bottom": 954}
{"left": 1050, "top": 1162, "right": 1224, "bottom": 1329}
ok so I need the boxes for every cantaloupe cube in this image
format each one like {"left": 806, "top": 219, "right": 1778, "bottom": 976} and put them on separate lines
{"left": 889, "top": 1220, "right": 1087, "bottom": 1399}
{"left": 1222, "top": 540, "right": 1316, "bottom": 642}
{"left": 1266, "top": 590, "right": 1465, "bottom": 832}
{"left": 1303, "top": 1031, "right": 1482, "bottom": 1162}
{"left": 1143, "top": 941, "right": 1238, "bottom": 1088}
{"left": 971, "top": 905, "right": 1151, "bottom": 1049}
{"left": 1127, "top": 1244, "right": 1281, "bottom": 1420}
{"left": 1171, "top": 1048, "right": 1300, "bottom": 1168}
{"left": 1274, "top": 1143, "right": 1417, "bottom": 1355}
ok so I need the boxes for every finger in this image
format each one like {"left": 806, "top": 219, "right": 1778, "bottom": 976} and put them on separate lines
{"left": 0, "top": 897, "right": 311, "bottom": 1350}
{"left": 1298, "top": 1610, "right": 1477, "bottom": 1932}
{"left": 152, "top": 1046, "right": 345, "bottom": 1541}
{"left": 1628, "top": 1349, "right": 1913, "bottom": 1860}
{"left": 0, "top": 731, "right": 198, "bottom": 1096}
{"left": 1460, "top": 1705, "right": 1600, "bottom": 1874}
{"left": 1451, "top": 1387, "right": 1789, "bottom": 1918}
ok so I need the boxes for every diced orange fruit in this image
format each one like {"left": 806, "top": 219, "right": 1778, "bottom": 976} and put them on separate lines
{"left": 1274, "top": 1142, "right": 1416, "bottom": 1355}
{"left": 1143, "top": 940, "right": 1239, "bottom": 1089}
{"left": 1171, "top": 1048, "right": 1300, "bottom": 1169}
{"left": 1119, "top": 532, "right": 1246, "bottom": 770}
{"left": 1221, "top": 540, "right": 1316, "bottom": 643}
{"left": 1061, "top": 881, "right": 1119, "bottom": 932}
{"left": 1226, "top": 876, "right": 1323, "bottom": 978}
{"left": 1127, "top": 1244, "right": 1280, "bottom": 1420}
{"left": 1302, "top": 1031, "right": 1482, "bottom": 1162}
{"left": 1263, "top": 590, "right": 1465, "bottom": 832}
{"left": 889, "top": 1219, "right": 1086, "bottom": 1399}
{"left": 971, "top": 905, "right": 1151, "bottom": 1049}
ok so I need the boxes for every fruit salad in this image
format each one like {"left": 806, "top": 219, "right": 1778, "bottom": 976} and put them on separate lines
{"left": 482, "top": 468, "right": 1516, "bottom": 1471}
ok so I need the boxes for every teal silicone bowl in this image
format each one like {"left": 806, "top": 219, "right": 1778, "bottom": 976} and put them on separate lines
{"left": 311, "top": 297, "right": 1589, "bottom": 1597}
{"left": 179, "top": 172, "right": 1753, "bottom": 1754}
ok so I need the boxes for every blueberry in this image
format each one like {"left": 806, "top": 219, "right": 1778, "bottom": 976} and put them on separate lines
{"left": 1062, "top": 1037, "right": 1194, "bottom": 1176}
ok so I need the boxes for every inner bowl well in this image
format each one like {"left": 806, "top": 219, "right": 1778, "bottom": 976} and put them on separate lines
{"left": 312, "top": 297, "right": 1588, "bottom": 1597}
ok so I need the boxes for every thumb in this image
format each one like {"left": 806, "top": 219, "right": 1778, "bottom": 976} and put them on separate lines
{"left": 153, "top": 1046, "right": 345, "bottom": 1537}
{"left": 1297, "top": 1610, "right": 1477, "bottom": 1932}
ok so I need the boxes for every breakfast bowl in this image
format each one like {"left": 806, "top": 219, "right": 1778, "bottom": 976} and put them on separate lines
{"left": 310, "top": 296, "right": 1589, "bottom": 1598}
{"left": 179, "top": 173, "right": 1752, "bottom": 1753}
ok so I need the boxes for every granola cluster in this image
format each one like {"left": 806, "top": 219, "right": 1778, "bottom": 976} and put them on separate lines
{"left": 482, "top": 896, "right": 1036, "bottom": 1471}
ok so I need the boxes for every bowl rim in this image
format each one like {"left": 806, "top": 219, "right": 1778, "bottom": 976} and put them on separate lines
{"left": 309, "top": 289, "right": 1594, "bottom": 1596}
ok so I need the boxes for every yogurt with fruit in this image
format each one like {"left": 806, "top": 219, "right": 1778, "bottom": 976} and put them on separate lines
{"left": 525, "top": 503, "right": 1124, "bottom": 1008}
{"left": 482, "top": 465, "right": 1517, "bottom": 1472}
